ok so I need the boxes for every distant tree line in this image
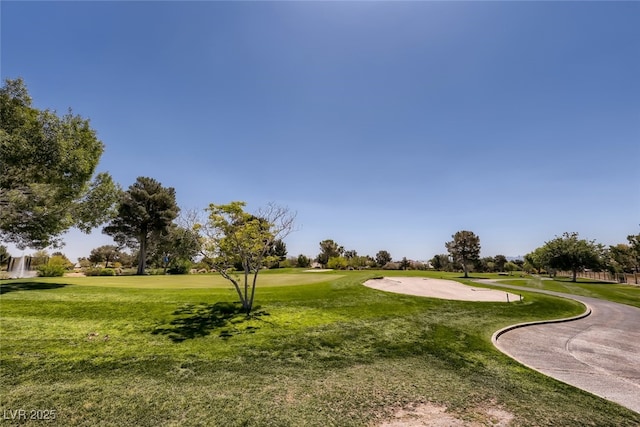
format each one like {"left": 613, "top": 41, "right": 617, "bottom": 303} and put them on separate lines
{"left": 2, "top": 78, "right": 638, "bottom": 297}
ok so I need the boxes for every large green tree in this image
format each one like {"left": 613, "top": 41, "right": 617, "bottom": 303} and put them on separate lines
{"left": 375, "top": 250, "right": 392, "bottom": 267}
{"left": 103, "top": 177, "right": 179, "bottom": 275}
{"left": 445, "top": 230, "right": 481, "bottom": 278}
{"left": 430, "top": 254, "right": 447, "bottom": 271}
{"left": 533, "top": 232, "right": 604, "bottom": 282}
{"left": 202, "top": 201, "right": 295, "bottom": 314}
{"left": 88, "top": 245, "right": 122, "bottom": 268}
{"left": 0, "top": 78, "right": 120, "bottom": 248}
{"left": 268, "top": 239, "right": 287, "bottom": 268}
{"left": 148, "top": 225, "right": 201, "bottom": 272}
{"left": 297, "top": 254, "right": 311, "bottom": 268}
{"left": 523, "top": 247, "right": 547, "bottom": 274}
{"left": 494, "top": 254, "right": 508, "bottom": 272}
{"left": 316, "top": 239, "right": 343, "bottom": 268}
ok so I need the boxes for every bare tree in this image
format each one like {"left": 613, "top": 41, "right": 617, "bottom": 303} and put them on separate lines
{"left": 201, "top": 201, "right": 296, "bottom": 314}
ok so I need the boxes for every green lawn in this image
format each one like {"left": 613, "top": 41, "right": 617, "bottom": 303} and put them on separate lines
{"left": 1, "top": 269, "right": 342, "bottom": 289}
{"left": 495, "top": 275, "right": 640, "bottom": 308}
{"left": 1, "top": 270, "right": 638, "bottom": 426}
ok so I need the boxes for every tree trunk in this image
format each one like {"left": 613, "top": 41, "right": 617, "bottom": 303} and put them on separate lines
{"left": 243, "top": 267, "right": 251, "bottom": 314}
{"left": 137, "top": 235, "right": 146, "bottom": 275}
{"left": 572, "top": 268, "right": 577, "bottom": 282}
{"left": 248, "top": 270, "right": 259, "bottom": 315}
{"left": 218, "top": 269, "right": 246, "bottom": 308}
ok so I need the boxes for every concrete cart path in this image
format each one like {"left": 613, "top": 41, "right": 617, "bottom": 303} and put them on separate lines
{"left": 474, "top": 279, "right": 640, "bottom": 414}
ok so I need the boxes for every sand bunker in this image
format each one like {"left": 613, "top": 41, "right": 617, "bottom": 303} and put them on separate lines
{"left": 364, "top": 277, "right": 520, "bottom": 302}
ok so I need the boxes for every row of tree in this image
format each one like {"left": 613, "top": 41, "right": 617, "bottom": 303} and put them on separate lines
{"left": 429, "top": 230, "right": 640, "bottom": 282}
{"left": 314, "top": 239, "right": 394, "bottom": 269}
{"left": 524, "top": 232, "right": 640, "bottom": 281}
{"left": 311, "top": 241, "right": 432, "bottom": 271}
{"left": 2, "top": 78, "right": 639, "bottom": 314}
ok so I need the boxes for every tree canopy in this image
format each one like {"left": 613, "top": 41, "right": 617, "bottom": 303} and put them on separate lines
{"left": 528, "top": 232, "right": 604, "bottom": 282}
{"left": 627, "top": 233, "right": 640, "bottom": 273}
{"left": 297, "top": 254, "right": 311, "bottom": 268}
{"left": 494, "top": 255, "right": 508, "bottom": 272}
{"left": 103, "top": 176, "right": 179, "bottom": 275}
{"left": 445, "top": 230, "right": 481, "bottom": 278}
{"left": 430, "top": 254, "right": 453, "bottom": 271}
{"left": 148, "top": 225, "right": 201, "bottom": 272}
{"left": 88, "top": 245, "right": 122, "bottom": 268}
{"left": 268, "top": 239, "right": 287, "bottom": 268}
{"left": 0, "top": 78, "right": 120, "bottom": 248}
{"left": 316, "top": 239, "right": 343, "bottom": 267}
{"left": 375, "top": 250, "right": 392, "bottom": 267}
{"left": 202, "top": 201, "right": 296, "bottom": 314}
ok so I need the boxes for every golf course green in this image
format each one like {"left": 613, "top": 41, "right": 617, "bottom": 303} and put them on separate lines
{"left": 1, "top": 270, "right": 638, "bottom": 426}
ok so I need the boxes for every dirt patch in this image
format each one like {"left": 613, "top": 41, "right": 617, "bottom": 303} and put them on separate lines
{"left": 378, "top": 401, "right": 514, "bottom": 427}
{"left": 482, "top": 405, "right": 514, "bottom": 426}
{"left": 379, "top": 402, "right": 465, "bottom": 426}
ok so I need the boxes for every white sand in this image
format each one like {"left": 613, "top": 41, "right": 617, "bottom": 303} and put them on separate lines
{"left": 363, "top": 277, "right": 520, "bottom": 302}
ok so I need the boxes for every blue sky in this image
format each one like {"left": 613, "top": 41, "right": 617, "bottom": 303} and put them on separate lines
{"left": 2, "top": 1, "right": 639, "bottom": 262}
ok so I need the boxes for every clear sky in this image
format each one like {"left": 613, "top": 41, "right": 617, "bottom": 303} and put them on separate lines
{"left": 2, "top": 1, "right": 639, "bottom": 262}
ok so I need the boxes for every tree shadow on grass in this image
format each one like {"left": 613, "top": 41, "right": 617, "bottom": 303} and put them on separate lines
{"left": 152, "top": 302, "right": 269, "bottom": 342}
{"left": 0, "top": 281, "right": 69, "bottom": 295}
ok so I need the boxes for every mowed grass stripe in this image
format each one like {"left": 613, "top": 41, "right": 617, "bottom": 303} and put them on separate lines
{"left": 2, "top": 272, "right": 343, "bottom": 289}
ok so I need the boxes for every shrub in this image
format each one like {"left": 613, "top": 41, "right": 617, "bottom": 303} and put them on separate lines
{"left": 327, "top": 256, "right": 348, "bottom": 270}
{"left": 167, "top": 260, "right": 192, "bottom": 275}
{"left": 192, "top": 260, "right": 212, "bottom": 271}
{"left": 78, "top": 258, "right": 92, "bottom": 269}
{"left": 382, "top": 262, "right": 401, "bottom": 270}
{"left": 410, "top": 261, "right": 428, "bottom": 270}
{"left": 49, "top": 255, "right": 73, "bottom": 270}
{"left": 85, "top": 268, "right": 99, "bottom": 276}
{"left": 118, "top": 268, "right": 138, "bottom": 276}
{"left": 297, "top": 254, "right": 311, "bottom": 268}
{"left": 85, "top": 268, "right": 116, "bottom": 276}
{"left": 279, "top": 257, "right": 296, "bottom": 269}
{"left": 37, "top": 264, "right": 65, "bottom": 277}
{"left": 504, "top": 261, "right": 521, "bottom": 275}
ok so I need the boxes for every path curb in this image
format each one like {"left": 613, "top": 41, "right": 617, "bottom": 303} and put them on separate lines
{"left": 491, "top": 302, "right": 592, "bottom": 345}
{"left": 469, "top": 279, "right": 594, "bottom": 346}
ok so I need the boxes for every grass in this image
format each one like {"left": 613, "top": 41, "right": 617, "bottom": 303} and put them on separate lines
{"left": 1, "top": 269, "right": 341, "bottom": 289}
{"left": 1, "top": 270, "right": 638, "bottom": 426}
{"left": 494, "top": 275, "right": 640, "bottom": 308}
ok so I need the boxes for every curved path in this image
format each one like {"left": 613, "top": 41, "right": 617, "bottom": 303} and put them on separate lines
{"left": 475, "top": 279, "right": 640, "bottom": 414}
